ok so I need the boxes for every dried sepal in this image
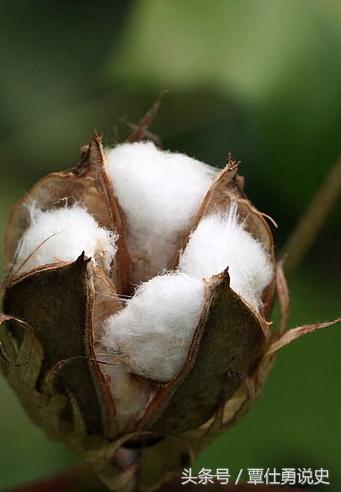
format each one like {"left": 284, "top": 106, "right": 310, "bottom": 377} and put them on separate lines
{"left": 0, "top": 312, "right": 70, "bottom": 442}
{"left": 135, "top": 436, "right": 190, "bottom": 492}
{"left": 83, "top": 431, "right": 158, "bottom": 492}
{"left": 0, "top": 313, "right": 31, "bottom": 366}
{"left": 126, "top": 91, "right": 167, "bottom": 147}
{"left": 267, "top": 318, "right": 341, "bottom": 355}
{"left": 275, "top": 259, "right": 290, "bottom": 334}
{"left": 189, "top": 156, "right": 274, "bottom": 258}
{"left": 3, "top": 254, "right": 117, "bottom": 441}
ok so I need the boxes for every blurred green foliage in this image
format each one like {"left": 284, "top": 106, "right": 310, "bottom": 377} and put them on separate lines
{"left": 0, "top": 1, "right": 340, "bottom": 490}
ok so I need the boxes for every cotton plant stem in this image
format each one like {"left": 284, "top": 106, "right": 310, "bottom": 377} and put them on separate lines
{"left": 283, "top": 156, "right": 341, "bottom": 272}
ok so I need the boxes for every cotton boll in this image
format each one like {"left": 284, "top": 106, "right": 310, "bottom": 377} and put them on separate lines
{"left": 105, "top": 142, "right": 216, "bottom": 280}
{"left": 14, "top": 204, "right": 118, "bottom": 275}
{"left": 102, "top": 273, "right": 205, "bottom": 382}
{"left": 178, "top": 205, "right": 273, "bottom": 311}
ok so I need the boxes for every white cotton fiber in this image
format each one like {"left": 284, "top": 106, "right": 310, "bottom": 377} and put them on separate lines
{"left": 101, "top": 364, "right": 152, "bottom": 430}
{"left": 178, "top": 204, "right": 273, "bottom": 311}
{"left": 105, "top": 142, "right": 216, "bottom": 280}
{"left": 14, "top": 204, "right": 118, "bottom": 275}
{"left": 102, "top": 273, "right": 205, "bottom": 382}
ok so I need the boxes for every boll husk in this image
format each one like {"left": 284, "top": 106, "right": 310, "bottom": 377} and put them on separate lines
{"left": 0, "top": 133, "right": 339, "bottom": 492}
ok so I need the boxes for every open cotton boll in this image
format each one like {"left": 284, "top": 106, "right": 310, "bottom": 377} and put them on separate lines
{"left": 102, "top": 273, "right": 205, "bottom": 382}
{"left": 178, "top": 205, "right": 273, "bottom": 311}
{"left": 105, "top": 141, "right": 216, "bottom": 280}
{"left": 14, "top": 204, "right": 118, "bottom": 275}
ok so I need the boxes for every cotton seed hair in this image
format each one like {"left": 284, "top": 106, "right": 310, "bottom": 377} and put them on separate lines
{"left": 14, "top": 204, "right": 118, "bottom": 275}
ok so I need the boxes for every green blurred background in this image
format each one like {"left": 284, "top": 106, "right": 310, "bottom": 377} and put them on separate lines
{"left": 0, "top": 0, "right": 340, "bottom": 490}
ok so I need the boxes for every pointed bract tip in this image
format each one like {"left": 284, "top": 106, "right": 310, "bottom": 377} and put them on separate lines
{"left": 207, "top": 267, "right": 230, "bottom": 289}
{"left": 92, "top": 129, "right": 103, "bottom": 142}
{"left": 76, "top": 251, "right": 92, "bottom": 265}
{"left": 127, "top": 92, "right": 167, "bottom": 145}
{"left": 222, "top": 266, "right": 230, "bottom": 286}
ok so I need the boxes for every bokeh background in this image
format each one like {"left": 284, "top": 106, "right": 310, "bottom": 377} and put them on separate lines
{"left": 0, "top": 1, "right": 340, "bottom": 490}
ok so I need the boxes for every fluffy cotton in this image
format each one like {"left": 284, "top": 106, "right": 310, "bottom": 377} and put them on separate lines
{"left": 102, "top": 273, "right": 205, "bottom": 382}
{"left": 100, "top": 364, "right": 152, "bottom": 430}
{"left": 178, "top": 204, "right": 273, "bottom": 311}
{"left": 14, "top": 204, "right": 118, "bottom": 275}
{"left": 105, "top": 141, "right": 216, "bottom": 281}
